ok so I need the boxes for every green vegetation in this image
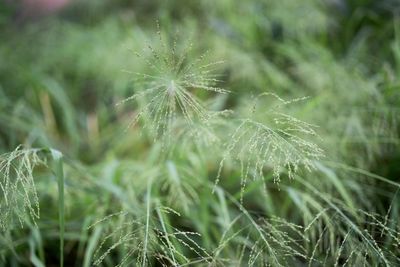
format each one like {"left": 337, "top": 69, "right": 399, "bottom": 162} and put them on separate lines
{"left": 0, "top": 0, "right": 399, "bottom": 266}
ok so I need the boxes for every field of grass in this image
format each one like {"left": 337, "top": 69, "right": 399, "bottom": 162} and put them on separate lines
{"left": 0, "top": 0, "right": 399, "bottom": 266}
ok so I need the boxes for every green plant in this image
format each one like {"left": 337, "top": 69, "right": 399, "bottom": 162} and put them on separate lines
{"left": 0, "top": 1, "right": 399, "bottom": 266}
{"left": 0, "top": 146, "right": 43, "bottom": 230}
{"left": 215, "top": 93, "right": 324, "bottom": 203}
{"left": 118, "top": 26, "right": 228, "bottom": 145}
{"left": 0, "top": 147, "right": 65, "bottom": 267}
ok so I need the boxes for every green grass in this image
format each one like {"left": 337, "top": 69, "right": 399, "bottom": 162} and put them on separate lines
{"left": 0, "top": 0, "right": 399, "bottom": 266}
{"left": 51, "top": 149, "right": 65, "bottom": 267}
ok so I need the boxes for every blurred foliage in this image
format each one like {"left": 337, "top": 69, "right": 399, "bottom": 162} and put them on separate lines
{"left": 0, "top": 0, "right": 399, "bottom": 266}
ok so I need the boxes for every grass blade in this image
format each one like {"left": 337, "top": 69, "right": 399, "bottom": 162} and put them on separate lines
{"left": 50, "top": 149, "right": 65, "bottom": 267}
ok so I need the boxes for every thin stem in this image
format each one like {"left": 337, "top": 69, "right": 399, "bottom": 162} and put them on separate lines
{"left": 51, "top": 149, "right": 65, "bottom": 267}
{"left": 143, "top": 177, "right": 152, "bottom": 267}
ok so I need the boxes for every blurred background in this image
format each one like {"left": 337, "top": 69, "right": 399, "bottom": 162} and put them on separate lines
{"left": 0, "top": 0, "right": 398, "bottom": 166}
{"left": 0, "top": 0, "right": 399, "bottom": 266}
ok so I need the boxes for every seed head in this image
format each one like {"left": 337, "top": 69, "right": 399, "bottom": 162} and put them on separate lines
{"left": 118, "top": 27, "right": 228, "bottom": 145}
